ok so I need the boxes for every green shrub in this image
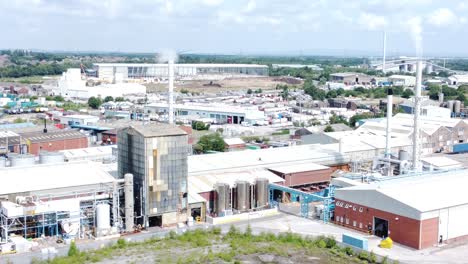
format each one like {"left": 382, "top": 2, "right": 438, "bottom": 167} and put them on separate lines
{"left": 369, "top": 251, "right": 377, "bottom": 263}
{"left": 211, "top": 227, "right": 221, "bottom": 235}
{"left": 116, "top": 238, "right": 127, "bottom": 248}
{"left": 317, "top": 240, "right": 327, "bottom": 248}
{"left": 168, "top": 230, "right": 177, "bottom": 239}
{"left": 358, "top": 251, "right": 369, "bottom": 261}
{"left": 381, "top": 256, "right": 389, "bottom": 264}
{"left": 344, "top": 246, "right": 354, "bottom": 256}
{"left": 244, "top": 224, "right": 252, "bottom": 237}
{"left": 67, "top": 241, "right": 79, "bottom": 257}
{"left": 325, "top": 237, "right": 337, "bottom": 248}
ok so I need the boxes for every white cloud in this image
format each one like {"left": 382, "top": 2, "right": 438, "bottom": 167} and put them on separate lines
{"left": 358, "top": 13, "right": 387, "bottom": 30}
{"left": 244, "top": 0, "right": 256, "bottom": 13}
{"left": 200, "top": 0, "right": 223, "bottom": 6}
{"left": 428, "top": 8, "right": 458, "bottom": 27}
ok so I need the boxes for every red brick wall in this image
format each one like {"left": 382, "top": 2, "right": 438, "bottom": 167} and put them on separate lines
{"left": 420, "top": 217, "right": 438, "bottom": 248}
{"left": 29, "top": 137, "right": 88, "bottom": 155}
{"left": 334, "top": 198, "right": 427, "bottom": 249}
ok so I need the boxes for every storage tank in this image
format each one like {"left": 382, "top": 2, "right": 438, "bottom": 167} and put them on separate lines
{"left": 447, "top": 100, "right": 455, "bottom": 112}
{"left": 454, "top": 100, "right": 461, "bottom": 113}
{"left": 39, "top": 151, "right": 65, "bottom": 164}
{"left": 0, "top": 157, "right": 6, "bottom": 167}
{"left": 255, "top": 178, "right": 269, "bottom": 208}
{"left": 9, "top": 154, "right": 35, "bottom": 167}
{"left": 398, "top": 150, "right": 410, "bottom": 161}
{"left": 214, "top": 183, "right": 230, "bottom": 215}
{"left": 96, "top": 203, "right": 111, "bottom": 229}
{"left": 235, "top": 181, "right": 250, "bottom": 212}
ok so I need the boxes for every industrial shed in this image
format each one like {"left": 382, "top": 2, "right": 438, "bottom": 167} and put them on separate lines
{"left": 268, "top": 163, "right": 332, "bottom": 188}
{"left": 334, "top": 169, "right": 468, "bottom": 249}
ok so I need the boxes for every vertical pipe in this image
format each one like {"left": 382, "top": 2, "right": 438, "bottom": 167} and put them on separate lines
{"left": 168, "top": 59, "right": 174, "bottom": 124}
{"left": 382, "top": 31, "right": 387, "bottom": 74}
{"left": 124, "top": 173, "right": 134, "bottom": 232}
{"left": 385, "top": 91, "right": 393, "bottom": 157}
{"left": 412, "top": 60, "right": 423, "bottom": 171}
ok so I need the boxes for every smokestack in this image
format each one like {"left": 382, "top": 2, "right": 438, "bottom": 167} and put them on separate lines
{"left": 385, "top": 88, "right": 393, "bottom": 158}
{"left": 382, "top": 31, "right": 387, "bottom": 74}
{"left": 168, "top": 59, "right": 174, "bottom": 124}
{"left": 412, "top": 60, "right": 423, "bottom": 171}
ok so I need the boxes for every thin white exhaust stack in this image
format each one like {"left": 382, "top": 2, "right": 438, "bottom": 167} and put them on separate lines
{"left": 412, "top": 60, "right": 423, "bottom": 171}
{"left": 168, "top": 59, "right": 174, "bottom": 124}
{"left": 382, "top": 31, "right": 387, "bottom": 74}
{"left": 385, "top": 88, "right": 393, "bottom": 158}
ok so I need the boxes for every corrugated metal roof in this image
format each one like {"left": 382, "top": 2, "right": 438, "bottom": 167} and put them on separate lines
{"left": 335, "top": 169, "right": 468, "bottom": 219}
{"left": 268, "top": 163, "right": 330, "bottom": 174}
{"left": 0, "top": 161, "right": 115, "bottom": 195}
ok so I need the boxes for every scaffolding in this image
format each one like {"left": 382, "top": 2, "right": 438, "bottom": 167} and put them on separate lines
{"left": 268, "top": 183, "right": 335, "bottom": 223}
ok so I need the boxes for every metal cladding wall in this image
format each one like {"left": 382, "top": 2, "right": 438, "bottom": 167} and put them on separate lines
{"left": 269, "top": 168, "right": 332, "bottom": 187}
{"left": 334, "top": 198, "right": 438, "bottom": 249}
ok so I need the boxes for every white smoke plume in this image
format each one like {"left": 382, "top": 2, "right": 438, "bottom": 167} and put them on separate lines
{"left": 407, "top": 17, "right": 423, "bottom": 58}
{"left": 157, "top": 49, "right": 178, "bottom": 63}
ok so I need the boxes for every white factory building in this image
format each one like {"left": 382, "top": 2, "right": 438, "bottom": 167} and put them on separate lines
{"left": 388, "top": 75, "right": 416, "bottom": 87}
{"left": 52, "top": 68, "right": 146, "bottom": 99}
{"left": 94, "top": 63, "right": 269, "bottom": 82}
{"left": 448, "top": 75, "right": 468, "bottom": 86}
{"left": 0, "top": 161, "right": 120, "bottom": 244}
{"left": 334, "top": 169, "right": 468, "bottom": 249}
{"left": 144, "top": 102, "right": 266, "bottom": 125}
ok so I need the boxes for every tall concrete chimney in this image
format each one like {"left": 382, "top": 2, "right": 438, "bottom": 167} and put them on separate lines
{"left": 412, "top": 60, "right": 423, "bottom": 171}
{"left": 385, "top": 88, "right": 393, "bottom": 158}
{"left": 168, "top": 59, "right": 174, "bottom": 124}
{"left": 382, "top": 31, "right": 387, "bottom": 74}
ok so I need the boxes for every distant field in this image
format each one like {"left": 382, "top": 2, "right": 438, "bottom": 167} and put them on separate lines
{"left": 36, "top": 227, "right": 373, "bottom": 264}
{"left": 145, "top": 77, "right": 303, "bottom": 94}
{"left": 0, "top": 75, "right": 59, "bottom": 85}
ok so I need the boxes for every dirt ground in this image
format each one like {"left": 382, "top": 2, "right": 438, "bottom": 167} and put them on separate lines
{"left": 145, "top": 77, "right": 303, "bottom": 94}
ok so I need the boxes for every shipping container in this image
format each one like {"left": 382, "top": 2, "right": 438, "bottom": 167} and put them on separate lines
{"left": 453, "top": 143, "right": 468, "bottom": 153}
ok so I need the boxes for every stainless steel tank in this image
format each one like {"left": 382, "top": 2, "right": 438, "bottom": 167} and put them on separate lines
{"left": 39, "top": 151, "right": 65, "bottom": 164}
{"left": 454, "top": 100, "right": 461, "bottom": 113}
{"left": 448, "top": 100, "right": 455, "bottom": 112}
{"left": 255, "top": 178, "right": 269, "bottom": 208}
{"left": 398, "top": 150, "right": 410, "bottom": 161}
{"left": 235, "top": 181, "right": 250, "bottom": 212}
{"left": 215, "top": 183, "right": 230, "bottom": 215}
{"left": 9, "top": 154, "right": 36, "bottom": 167}
{"left": 0, "top": 157, "right": 6, "bottom": 167}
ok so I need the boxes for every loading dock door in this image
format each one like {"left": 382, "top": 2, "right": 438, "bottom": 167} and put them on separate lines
{"left": 374, "top": 217, "right": 389, "bottom": 238}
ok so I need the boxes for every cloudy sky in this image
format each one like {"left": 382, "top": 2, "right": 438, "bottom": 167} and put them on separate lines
{"left": 1, "top": 0, "right": 467, "bottom": 56}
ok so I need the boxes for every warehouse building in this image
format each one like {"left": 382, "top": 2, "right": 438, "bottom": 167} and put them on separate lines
{"left": 329, "top": 73, "right": 372, "bottom": 86}
{"left": 388, "top": 75, "right": 416, "bottom": 86}
{"left": 94, "top": 63, "right": 268, "bottom": 82}
{"left": 7, "top": 129, "right": 88, "bottom": 155}
{"left": 117, "top": 124, "right": 189, "bottom": 227}
{"left": 145, "top": 102, "right": 265, "bottom": 125}
{"left": 334, "top": 169, "right": 468, "bottom": 249}
{"left": 268, "top": 163, "right": 332, "bottom": 189}
{"left": 0, "top": 161, "right": 118, "bottom": 242}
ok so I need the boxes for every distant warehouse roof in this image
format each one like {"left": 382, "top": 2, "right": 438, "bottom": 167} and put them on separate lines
{"left": 94, "top": 63, "right": 268, "bottom": 68}
{"left": 8, "top": 130, "right": 86, "bottom": 144}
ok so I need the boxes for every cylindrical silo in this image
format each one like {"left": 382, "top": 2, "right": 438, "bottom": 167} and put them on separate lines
{"left": 398, "top": 150, "right": 410, "bottom": 161}
{"left": 447, "top": 100, "right": 455, "bottom": 112}
{"left": 96, "top": 203, "right": 111, "bottom": 229}
{"left": 9, "top": 154, "right": 35, "bottom": 167}
{"left": 0, "top": 157, "right": 6, "bottom": 167}
{"left": 235, "top": 181, "right": 250, "bottom": 212}
{"left": 454, "top": 100, "right": 461, "bottom": 114}
{"left": 124, "top": 173, "right": 134, "bottom": 232}
{"left": 39, "top": 151, "right": 65, "bottom": 164}
{"left": 255, "top": 178, "right": 269, "bottom": 208}
{"left": 215, "top": 183, "right": 230, "bottom": 215}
